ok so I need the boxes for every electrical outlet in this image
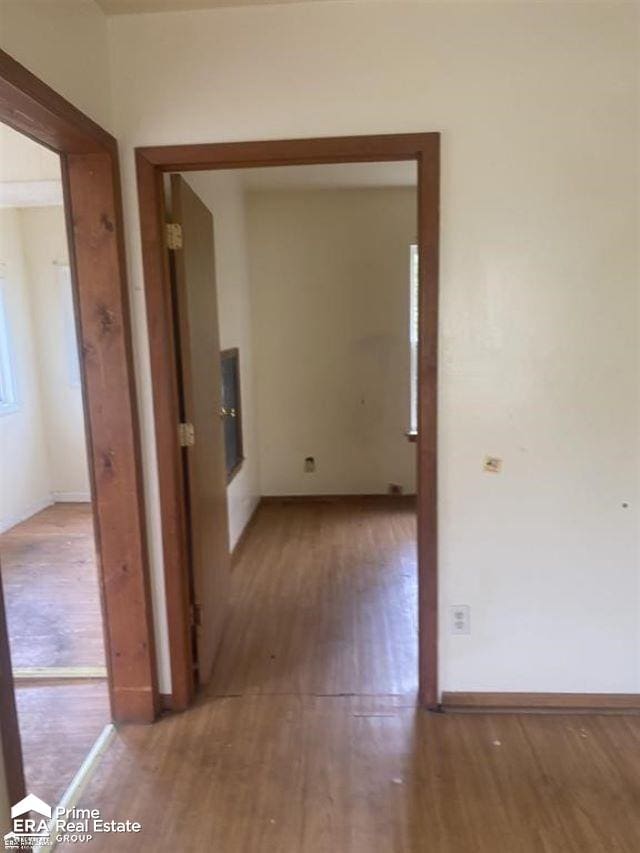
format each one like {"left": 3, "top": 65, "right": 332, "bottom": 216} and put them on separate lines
{"left": 304, "top": 456, "right": 316, "bottom": 473}
{"left": 450, "top": 605, "right": 470, "bottom": 635}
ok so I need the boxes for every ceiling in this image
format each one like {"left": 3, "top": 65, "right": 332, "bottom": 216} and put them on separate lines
{"left": 201, "top": 161, "right": 417, "bottom": 190}
{"left": 96, "top": 0, "right": 319, "bottom": 12}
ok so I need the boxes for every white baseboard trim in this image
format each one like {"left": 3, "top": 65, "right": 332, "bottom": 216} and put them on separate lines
{"left": 0, "top": 495, "right": 54, "bottom": 535}
{"left": 34, "top": 723, "right": 116, "bottom": 853}
{"left": 13, "top": 665, "right": 107, "bottom": 680}
{"left": 52, "top": 491, "right": 92, "bottom": 503}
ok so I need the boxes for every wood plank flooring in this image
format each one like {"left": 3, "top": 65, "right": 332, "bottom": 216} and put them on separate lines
{"left": 0, "top": 503, "right": 105, "bottom": 668}
{"left": 55, "top": 499, "right": 640, "bottom": 852}
{"left": 15, "top": 681, "right": 110, "bottom": 805}
{"left": 208, "top": 498, "right": 417, "bottom": 698}
{"left": 0, "top": 504, "right": 110, "bottom": 805}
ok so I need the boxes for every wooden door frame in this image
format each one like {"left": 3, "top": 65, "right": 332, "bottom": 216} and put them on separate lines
{"left": 0, "top": 49, "right": 158, "bottom": 798}
{"left": 136, "top": 133, "right": 440, "bottom": 711}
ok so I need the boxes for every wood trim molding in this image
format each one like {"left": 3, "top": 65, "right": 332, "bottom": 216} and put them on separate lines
{"left": 0, "top": 49, "right": 116, "bottom": 155}
{"left": 159, "top": 693, "right": 177, "bottom": 713}
{"left": 62, "top": 152, "right": 158, "bottom": 723}
{"left": 441, "top": 692, "right": 640, "bottom": 714}
{"left": 260, "top": 494, "right": 417, "bottom": 504}
{"left": 136, "top": 152, "right": 195, "bottom": 713}
{"left": 0, "top": 49, "right": 158, "bottom": 724}
{"left": 136, "top": 132, "right": 440, "bottom": 711}
{"left": 138, "top": 133, "right": 436, "bottom": 172}
{"left": 416, "top": 137, "right": 440, "bottom": 710}
{"left": 0, "top": 578, "right": 25, "bottom": 806}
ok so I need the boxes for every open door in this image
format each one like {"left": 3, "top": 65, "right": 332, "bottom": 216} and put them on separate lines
{"left": 168, "top": 174, "right": 231, "bottom": 685}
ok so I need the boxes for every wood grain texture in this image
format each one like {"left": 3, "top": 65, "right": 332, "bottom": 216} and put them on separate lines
{"left": 0, "top": 48, "right": 156, "bottom": 802}
{"left": 63, "top": 152, "right": 158, "bottom": 722}
{"left": 0, "top": 48, "right": 116, "bottom": 155}
{"left": 230, "top": 499, "right": 261, "bottom": 569}
{"left": 416, "top": 134, "right": 439, "bottom": 709}
{"left": 260, "top": 495, "right": 417, "bottom": 504}
{"left": 170, "top": 174, "right": 231, "bottom": 685}
{"left": 135, "top": 132, "right": 439, "bottom": 709}
{"left": 15, "top": 681, "right": 110, "bottom": 805}
{"left": 0, "top": 504, "right": 105, "bottom": 669}
{"left": 138, "top": 132, "right": 438, "bottom": 171}
{"left": 442, "top": 692, "right": 640, "bottom": 714}
{"left": 59, "top": 698, "right": 640, "bottom": 853}
{"left": 58, "top": 502, "right": 640, "bottom": 852}
{"left": 136, "top": 153, "right": 194, "bottom": 712}
{"left": 209, "top": 499, "right": 417, "bottom": 698}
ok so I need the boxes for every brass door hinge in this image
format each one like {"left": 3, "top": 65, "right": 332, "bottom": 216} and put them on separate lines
{"left": 178, "top": 422, "right": 195, "bottom": 447}
{"left": 166, "top": 222, "right": 183, "bottom": 250}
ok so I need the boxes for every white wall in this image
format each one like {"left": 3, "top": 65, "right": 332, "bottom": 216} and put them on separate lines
{"left": 19, "top": 207, "right": 91, "bottom": 502}
{"left": 247, "top": 187, "right": 416, "bottom": 496}
{"left": 0, "top": 208, "right": 52, "bottom": 532}
{"left": 108, "top": 2, "right": 639, "bottom": 696}
{"left": 3, "top": 0, "right": 633, "bottom": 699}
{"left": 0, "top": 207, "right": 91, "bottom": 532}
{"left": 0, "top": 0, "right": 112, "bottom": 130}
{"left": 182, "top": 171, "right": 260, "bottom": 549}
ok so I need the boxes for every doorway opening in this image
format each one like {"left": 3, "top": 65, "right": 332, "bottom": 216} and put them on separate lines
{"left": 0, "top": 123, "right": 109, "bottom": 804}
{"left": 0, "top": 48, "right": 157, "bottom": 810}
{"left": 137, "top": 134, "right": 439, "bottom": 712}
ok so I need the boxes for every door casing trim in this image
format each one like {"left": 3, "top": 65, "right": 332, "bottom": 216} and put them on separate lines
{"left": 136, "top": 133, "right": 440, "bottom": 711}
{"left": 0, "top": 50, "right": 159, "bottom": 812}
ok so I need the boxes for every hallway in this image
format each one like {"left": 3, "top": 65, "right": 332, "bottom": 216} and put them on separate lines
{"left": 58, "top": 500, "right": 640, "bottom": 852}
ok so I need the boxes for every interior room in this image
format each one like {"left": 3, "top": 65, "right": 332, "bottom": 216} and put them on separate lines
{"left": 173, "top": 161, "right": 419, "bottom": 697}
{"left": 0, "top": 1, "right": 638, "bottom": 850}
{"left": 0, "top": 124, "right": 109, "bottom": 806}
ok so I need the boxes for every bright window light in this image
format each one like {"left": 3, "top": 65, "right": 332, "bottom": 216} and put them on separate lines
{"left": 409, "top": 243, "right": 419, "bottom": 434}
{"left": 0, "top": 278, "right": 19, "bottom": 416}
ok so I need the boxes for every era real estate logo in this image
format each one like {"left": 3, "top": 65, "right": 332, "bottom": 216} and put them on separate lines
{"left": 4, "top": 793, "right": 142, "bottom": 849}
{"left": 4, "top": 794, "right": 51, "bottom": 849}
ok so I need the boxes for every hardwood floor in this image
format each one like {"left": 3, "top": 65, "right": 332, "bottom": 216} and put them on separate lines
{"left": 208, "top": 498, "right": 417, "bottom": 698}
{"left": 15, "top": 681, "right": 110, "bottom": 805}
{"left": 56, "top": 500, "right": 640, "bottom": 852}
{"left": 0, "top": 504, "right": 110, "bottom": 804}
{"left": 0, "top": 503, "right": 105, "bottom": 668}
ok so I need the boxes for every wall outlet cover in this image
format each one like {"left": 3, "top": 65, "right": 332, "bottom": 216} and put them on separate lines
{"left": 450, "top": 605, "right": 471, "bottom": 635}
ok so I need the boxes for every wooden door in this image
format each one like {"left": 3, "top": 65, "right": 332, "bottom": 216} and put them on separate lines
{"left": 169, "top": 174, "right": 230, "bottom": 685}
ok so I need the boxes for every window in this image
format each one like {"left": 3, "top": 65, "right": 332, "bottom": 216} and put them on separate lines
{"left": 409, "top": 243, "right": 419, "bottom": 435}
{"left": 220, "top": 348, "right": 244, "bottom": 482}
{"left": 57, "top": 263, "right": 81, "bottom": 387}
{"left": 0, "top": 278, "right": 18, "bottom": 416}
